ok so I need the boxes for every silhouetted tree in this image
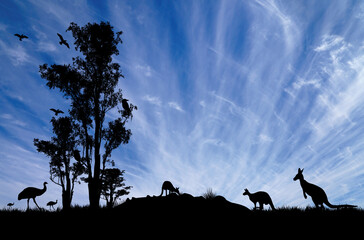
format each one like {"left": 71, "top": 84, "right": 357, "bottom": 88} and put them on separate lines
{"left": 39, "top": 21, "right": 136, "bottom": 208}
{"left": 101, "top": 168, "right": 131, "bottom": 208}
{"left": 34, "top": 117, "right": 83, "bottom": 210}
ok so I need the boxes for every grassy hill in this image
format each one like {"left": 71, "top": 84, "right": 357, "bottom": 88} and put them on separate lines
{"left": 2, "top": 194, "right": 363, "bottom": 236}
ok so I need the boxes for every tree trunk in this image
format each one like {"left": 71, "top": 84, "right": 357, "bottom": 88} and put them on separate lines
{"left": 88, "top": 178, "right": 100, "bottom": 209}
{"left": 90, "top": 94, "right": 102, "bottom": 209}
{"left": 62, "top": 190, "right": 71, "bottom": 211}
{"left": 60, "top": 155, "right": 72, "bottom": 211}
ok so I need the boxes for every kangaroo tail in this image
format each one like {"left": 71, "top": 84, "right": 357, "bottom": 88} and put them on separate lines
{"left": 334, "top": 204, "right": 357, "bottom": 209}
{"left": 325, "top": 200, "right": 357, "bottom": 209}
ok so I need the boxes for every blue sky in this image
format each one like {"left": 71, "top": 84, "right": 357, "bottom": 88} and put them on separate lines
{"left": 1, "top": 0, "right": 364, "bottom": 209}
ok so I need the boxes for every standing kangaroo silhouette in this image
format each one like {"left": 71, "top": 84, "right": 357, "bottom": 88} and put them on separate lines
{"left": 293, "top": 168, "right": 356, "bottom": 209}
{"left": 243, "top": 188, "right": 275, "bottom": 210}
{"left": 159, "top": 181, "right": 179, "bottom": 196}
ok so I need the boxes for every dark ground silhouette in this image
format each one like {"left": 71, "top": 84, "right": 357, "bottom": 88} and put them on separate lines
{"left": 2, "top": 194, "right": 363, "bottom": 237}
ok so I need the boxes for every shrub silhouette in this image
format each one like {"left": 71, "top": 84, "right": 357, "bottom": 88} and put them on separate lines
{"left": 202, "top": 188, "right": 217, "bottom": 199}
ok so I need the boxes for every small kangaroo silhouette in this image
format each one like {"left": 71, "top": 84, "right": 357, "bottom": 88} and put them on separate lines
{"left": 159, "top": 181, "right": 180, "bottom": 196}
{"left": 293, "top": 168, "right": 357, "bottom": 209}
{"left": 243, "top": 188, "right": 275, "bottom": 210}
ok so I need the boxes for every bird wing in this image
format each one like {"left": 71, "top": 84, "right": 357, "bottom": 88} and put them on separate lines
{"left": 57, "top": 33, "right": 64, "bottom": 41}
{"left": 65, "top": 42, "right": 70, "bottom": 48}
{"left": 22, "top": 35, "right": 28, "bottom": 39}
{"left": 50, "top": 108, "right": 56, "bottom": 112}
{"left": 58, "top": 110, "right": 64, "bottom": 114}
{"left": 14, "top": 34, "right": 21, "bottom": 38}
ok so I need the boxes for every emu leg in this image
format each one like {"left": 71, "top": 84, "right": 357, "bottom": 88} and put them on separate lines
{"left": 33, "top": 198, "right": 41, "bottom": 210}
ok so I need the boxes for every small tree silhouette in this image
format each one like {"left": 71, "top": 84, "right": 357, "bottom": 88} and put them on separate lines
{"left": 101, "top": 168, "right": 131, "bottom": 208}
{"left": 34, "top": 117, "right": 84, "bottom": 210}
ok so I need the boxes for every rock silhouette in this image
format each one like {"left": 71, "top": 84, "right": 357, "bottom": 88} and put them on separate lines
{"left": 118, "top": 193, "right": 250, "bottom": 225}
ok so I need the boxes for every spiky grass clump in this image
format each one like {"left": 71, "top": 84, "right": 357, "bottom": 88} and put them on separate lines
{"left": 202, "top": 188, "right": 217, "bottom": 200}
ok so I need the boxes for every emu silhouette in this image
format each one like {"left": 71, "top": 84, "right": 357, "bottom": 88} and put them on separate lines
{"left": 47, "top": 200, "right": 57, "bottom": 210}
{"left": 243, "top": 188, "right": 275, "bottom": 210}
{"left": 18, "top": 182, "right": 48, "bottom": 210}
{"left": 293, "top": 168, "right": 356, "bottom": 209}
{"left": 159, "top": 181, "right": 179, "bottom": 196}
{"left": 7, "top": 202, "right": 14, "bottom": 208}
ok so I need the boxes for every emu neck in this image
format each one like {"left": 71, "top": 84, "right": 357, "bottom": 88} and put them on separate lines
{"left": 42, "top": 184, "right": 47, "bottom": 194}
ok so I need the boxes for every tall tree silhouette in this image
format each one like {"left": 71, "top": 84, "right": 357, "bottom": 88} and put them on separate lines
{"left": 39, "top": 22, "right": 136, "bottom": 208}
{"left": 101, "top": 168, "right": 131, "bottom": 208}
{"left": 34, "top": 117, "right": 83, "bottom": 210}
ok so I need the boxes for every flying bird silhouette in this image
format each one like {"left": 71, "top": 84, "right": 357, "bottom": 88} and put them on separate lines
{"left": 18, "top": 182, "right": 48, "bottom": 210}
{"left": 14, "top": 34, "right": 28, "bottom": 41}
{"left": 50, "top": 108, "right": 64, "bottom": 116}
{"left": 57, "top": 33, "right": 70, "bottom": 48}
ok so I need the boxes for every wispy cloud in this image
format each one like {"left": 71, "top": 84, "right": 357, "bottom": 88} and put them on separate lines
{"left": 167, "top": 101, "right": 184, "bottom": 112}
{"left": 135, "top": 64, "right": 152, "bottom": 77}
{"left": 0, "top": 40, "right": 31, "bottom": 66}
{"left": 142, "top": 95, "right": 161, "bottom": 106}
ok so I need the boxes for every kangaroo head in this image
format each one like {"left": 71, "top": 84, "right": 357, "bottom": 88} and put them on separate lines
{"left": 242, "top": 188, "right": 249, "bottom": 195}
{"left": 293, "top": 168, "right": 304, "bottom": 181}
{"left": 175, "top": 187, "right": 180, "bottom": 194}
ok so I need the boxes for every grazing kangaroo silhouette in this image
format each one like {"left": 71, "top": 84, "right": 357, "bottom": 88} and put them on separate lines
{"left": 243, "top": 188, "right": 275, "bottom": 210}
{"left": 293, "top": 168, "right": 357, "bottom": 209}
{"left": 159, "top": 181, "right": 180, "bottom": 196}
